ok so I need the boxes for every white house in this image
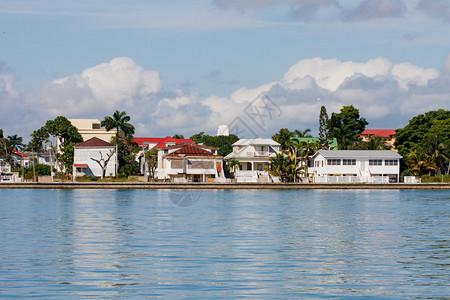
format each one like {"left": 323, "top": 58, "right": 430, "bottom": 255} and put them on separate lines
{"left": 0, "top": 159, "right": 20, "bottom": 182}
{"left": 308, "top": 150, "right": 402, "bottom": 183}
{"left": 157, "top": 144, "right": 225, "bottom": 183}
{"left": 224, "top": 138, "right": 281, "bottom": 183}
{"left": 133, "top": 136, "right": 195, "bottom": 174}
{"left": 73, "top": 137, "right": 116, "bottom": 179}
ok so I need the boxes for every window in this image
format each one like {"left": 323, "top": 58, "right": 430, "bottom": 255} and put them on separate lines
{"left": 369, "top": 160, "right": 382, "bottom": 166}
{"left": 343, "top": 159, "right": 356, "bottom": 165}
{"left": 385, "top": 160, "right": 398, "bottom": 166}
{"left": 327, "top": 159, "right": 341, "bottom": 165}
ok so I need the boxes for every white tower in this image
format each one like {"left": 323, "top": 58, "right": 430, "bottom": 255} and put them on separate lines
{"left": 217, "top": 125, "right": 229, "bottom": 136}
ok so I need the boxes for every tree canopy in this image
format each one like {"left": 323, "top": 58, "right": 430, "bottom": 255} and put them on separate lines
{"left": 328, "top": 105, "right": 368, "bottom": 149}
{"left": 30, "top": 116, "right": 83, "bottom": 173}
{"left": 101, "top": 111, "right": 138, "bottom": 176}
{"left": 189, "top": 133, "right": 239, "bottom": 157}
{"left": 395, "top": 109, "right": 449, "bottom": 175}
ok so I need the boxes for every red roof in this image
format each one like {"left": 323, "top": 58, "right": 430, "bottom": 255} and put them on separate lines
{"left": 165, "top": 144, "right": 221, "bottom": 158}
{"left": 75, "top": 137, "right": 113, "bottom": 148}
{"left": 11, "top": 150, "right": 28, "bottom": 158}
{"left": 74, "top": 164, "right": 88, "bottom": 168}
{"left": 361, "top": 129, "right": 396, "bottom": 138}
{"left": 132, "top": 136, "right": 194, "bottom": 149}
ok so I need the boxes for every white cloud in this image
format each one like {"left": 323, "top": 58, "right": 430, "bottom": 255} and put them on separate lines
{"left": 1, "top": 55, "right": 449, "bottom": 141}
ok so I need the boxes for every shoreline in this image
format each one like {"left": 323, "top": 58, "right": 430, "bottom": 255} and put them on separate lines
{"left": 0, "top": 182, "right": 449, "bottom": 189}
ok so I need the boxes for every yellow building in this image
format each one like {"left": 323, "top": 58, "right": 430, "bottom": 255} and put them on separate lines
{"left": 69, "top": 119, "right": 117, "bottom": 143}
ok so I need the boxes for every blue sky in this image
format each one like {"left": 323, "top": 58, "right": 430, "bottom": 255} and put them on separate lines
{"left": 1, "top": 0, "right": 450, "bottom": 141}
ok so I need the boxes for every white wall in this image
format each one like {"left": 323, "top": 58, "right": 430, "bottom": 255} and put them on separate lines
{"left": 74, "top": 147, "right": 116, "bottom": 178}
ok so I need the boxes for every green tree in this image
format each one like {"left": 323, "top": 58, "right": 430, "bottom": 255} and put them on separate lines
{"left": 408, "top": 150, "right": 435, "bottom": 176}
{"left": 395, "top": 109, "right": 450, "bottom": 158}
{"left": 328, "top": 105, "right": 368, "bottom": 149}
{"left": 0, "top": 136, "right": 9, "bottom": 155}
{"left": 395, "top": 110, "right": 449, "bottom": 174}
{"left": 7, "top": 134, "right": 24, "bottom": 151}
{"left": 422, "top": 133, "right": 450, "bottom": 174}
{"left": 189, "top": 132, "right": 239, "bottom": 157}
{"left": 267, "top": 153, "right": 301, "bottom": 182}
{"left": 226, "top": 158, "right": 240, "bottom": 177}
{"left": 318, "top": 106, "right": 332, "bottom": 149}
{"left": 189, "top": 132, "right": 205, "bottom": 143}
{"left": 101, "top": 110, "right": 136, "bottom": 175}
{"left": 28, "top": 128, "right": 48, "bottom": 153}
{"left": 172, "top": 134, "right": 185, "bottom": 139}
{"left": 31, "top": 116, "right": 83, "bottom": 174}
{"left": 294, "top": 128, "right": 312, "bottom": 138}
{"left": 272, "top": 128, "right": 294, "bottom": 152}
{"left": 352, "top": 135, "right": 390, "bottom": 150}
{"left": 145, "top": 147, "right": 158, "bottom": 180}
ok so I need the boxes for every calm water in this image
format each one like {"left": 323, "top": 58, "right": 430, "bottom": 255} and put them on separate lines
{"left": 0, "top": 189, "right": 449, "bottom": 299}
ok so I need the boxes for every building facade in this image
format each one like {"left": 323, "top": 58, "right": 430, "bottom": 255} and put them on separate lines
{"left": 224, "top": 138, "right": 281, "bottom": 183}
{"left": 360, "top": 129, "right": 396, "bottom": 149}
{"left": 308, "top": 150, "right": 402, "bottom": 183}
{"left": 73, "top": 137, "right": 116, "bottom": 179}
{"left": 157, "top": 144, "right": 224, "bottom": 182}
{"left": 69, "top": 119, "right": 117, "bottom": 143}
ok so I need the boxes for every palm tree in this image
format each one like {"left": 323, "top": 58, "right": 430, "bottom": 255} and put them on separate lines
{"left": 423, "top": 134, "right": 449, "bottom": 174}
{"left": 408, "top": 150, "right": 435, "bottom": 176}
{"left": 7, "top": 134, "right": 24, "bottom": 151}
{"left": 226, "top": 159, "right": 241, "bottom": 178}
{"left": 0, "top": 137, "right": 9, "bottom": 155}
{"left": 272, "top": 128, "right": 294, "bottom": 152}
{"left": 294, "top": 128, "right": 312, "bottom": 138}
{"left": 268, "top": 153, "right": 301, "bottom": 182}
{"left": 101, "top": 111, "right": 135, "bottom": 175}
{"left": 366, "top": 136, "right": 390, "bottom": 150}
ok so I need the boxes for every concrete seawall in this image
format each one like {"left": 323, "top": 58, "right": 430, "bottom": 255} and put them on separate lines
{"left": 0, "top": 182, "right": 449, "bottom": 189}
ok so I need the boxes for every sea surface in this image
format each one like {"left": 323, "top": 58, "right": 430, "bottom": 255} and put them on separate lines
{"left": 0, "top": 189, "right": 449, "bottom": 299}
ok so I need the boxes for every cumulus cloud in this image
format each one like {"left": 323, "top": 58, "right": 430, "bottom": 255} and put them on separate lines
{"left": 418, "top": 0, "right": 450, "bottom": 22}
{"left": 31, "top": 57, "right": 163, "bottom": 118}
{"left": 1, "top": 55, "right": 450, "bottom": 141}
{"left": 203, "top": 55, "right": 447, "bottom": 135}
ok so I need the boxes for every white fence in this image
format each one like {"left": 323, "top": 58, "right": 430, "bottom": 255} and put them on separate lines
{"left": 313, "top": 176, "right": 393, "bottom": 184}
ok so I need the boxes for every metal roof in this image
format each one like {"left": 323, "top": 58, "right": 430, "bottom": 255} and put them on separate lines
{"left": 232, "top": 138, "right": 280, "bottom": 146}
{"left": 316, "top": 150, "right": 402, "bottom": 159}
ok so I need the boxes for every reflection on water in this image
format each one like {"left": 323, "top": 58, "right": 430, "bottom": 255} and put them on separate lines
{"left": 0, "top": 189, "right": 449, "bottom": 299}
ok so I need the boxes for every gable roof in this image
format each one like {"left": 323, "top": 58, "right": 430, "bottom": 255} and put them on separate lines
{"left": 11, "top": 150, "right": 28, "bottom": 158}
{"left": 75, "top": 137, "right": 113, "bottom": 148}
{"left": 361, "top": 129, "right": 396, "bottom": 138}
{"left": 232, "top": 138, "right": 280, "bottom": 147}
{"left": 165, "top": 144, "right": 221, "bottom": 158}
{"left": 315, "top": 150, "right": 402, "bottom": 159}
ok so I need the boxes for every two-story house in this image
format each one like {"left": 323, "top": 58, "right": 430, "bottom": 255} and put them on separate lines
{"left": 308, "top": 150, "right": 402, "bottom": 183}
{"left": 224, "top": 138, "right": 281, "bottom": 183}
{"left": 157, "top": 144, "right": 225, "bottom": 183}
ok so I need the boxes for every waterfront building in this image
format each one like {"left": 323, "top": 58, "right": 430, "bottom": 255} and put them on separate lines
{"left": 133, "top": 136, "right": 195, "bottom": 174}
{"left": 308, "top": 150, "right": 402, "bottom": 183}
{"left": 360, "top": 129, "right": 396, "bottom": 149}
{"left": 157, "top": 143, "right": 225, "bottom": 183}
{"left": 73, "top": 137, "right": 116, "bottom": 179}
{"left": 69, "top": 119, "right": 117, "bottom": 143}
{"left": 224, "top": 138, "right": 281, "bottom": 183}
